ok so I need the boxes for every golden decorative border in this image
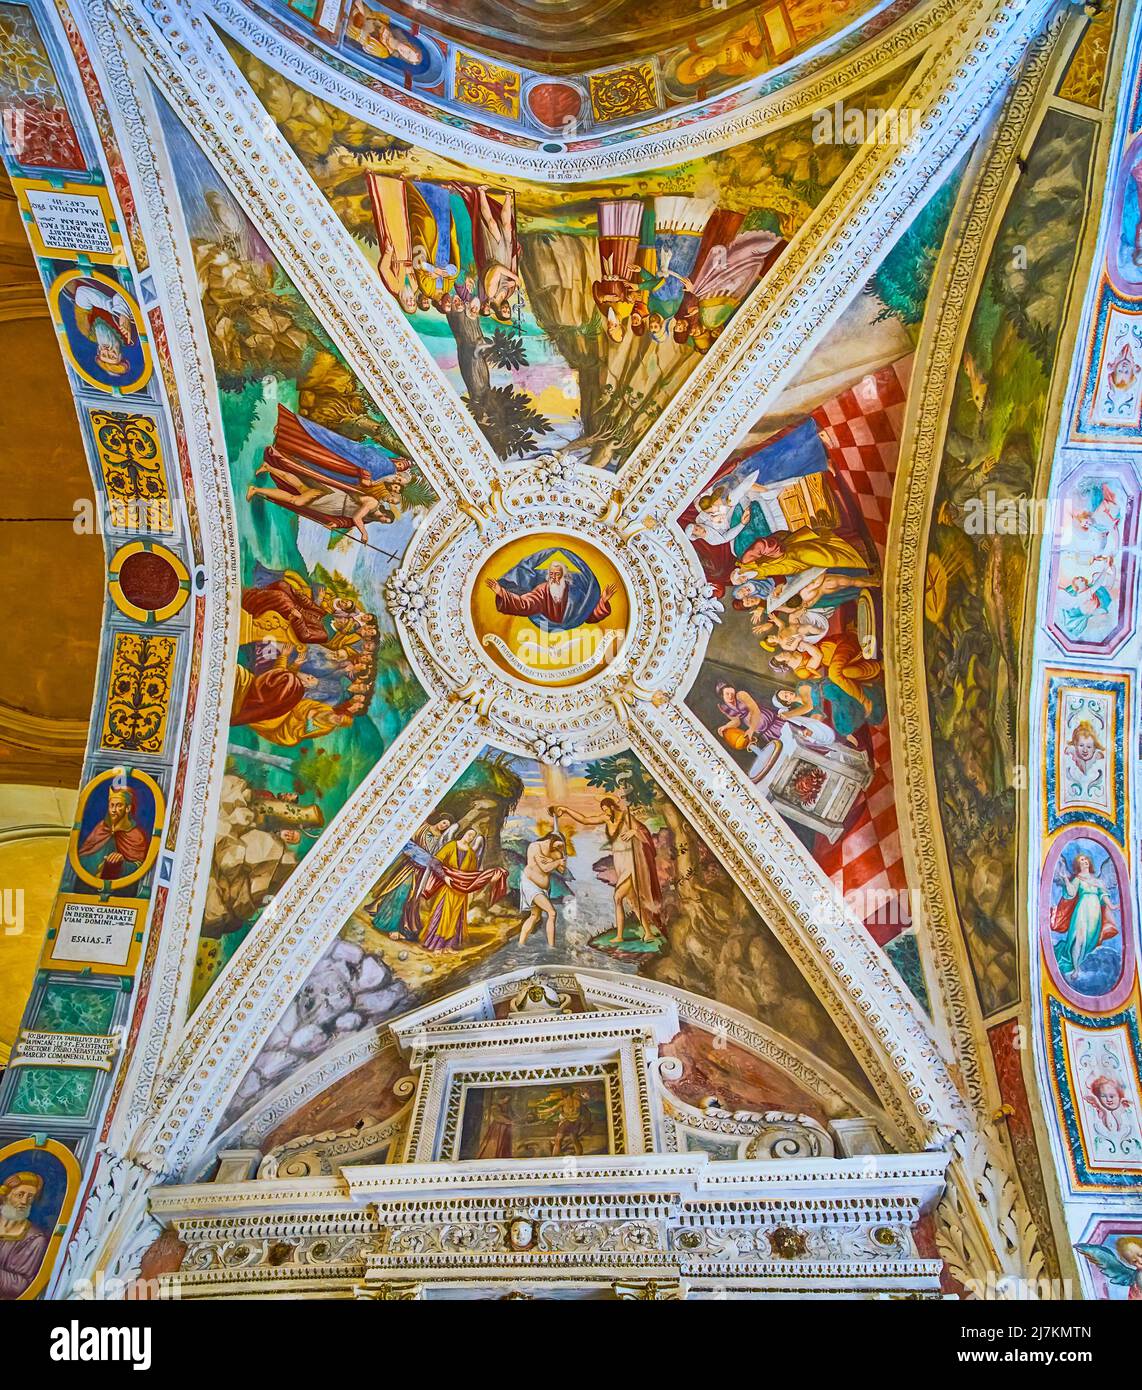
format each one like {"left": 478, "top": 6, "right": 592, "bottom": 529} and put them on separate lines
{"left": 10, "top": 177, "right": 124, "bottom": 265}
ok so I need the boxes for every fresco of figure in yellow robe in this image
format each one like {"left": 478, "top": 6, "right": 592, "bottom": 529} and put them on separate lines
{"left": 418, "top": 833, "right": 502, "bottom": 953}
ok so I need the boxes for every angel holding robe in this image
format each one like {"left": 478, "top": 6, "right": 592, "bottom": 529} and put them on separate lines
{"left": 414, "top": 827, "right": 508, "bottom": 953}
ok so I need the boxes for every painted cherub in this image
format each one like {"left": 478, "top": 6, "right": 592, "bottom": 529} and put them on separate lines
{"left": 1084, "top": 1073, "right": 1134, "bottom": 1140}
{"left": 1076, "top": 1235, "right": 1142, "bottom": 1299}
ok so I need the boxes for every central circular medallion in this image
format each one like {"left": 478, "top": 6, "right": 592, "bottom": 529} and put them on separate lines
{"left": 470, "top": 532, "right": 631, "bottom": 689}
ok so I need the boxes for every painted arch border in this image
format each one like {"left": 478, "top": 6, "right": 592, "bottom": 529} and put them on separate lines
{"left": 1016, "top": 0, "right": 1142, "bottom": 1286}
{"left": 207, "top": 0, "right": 951, "bottom": 173}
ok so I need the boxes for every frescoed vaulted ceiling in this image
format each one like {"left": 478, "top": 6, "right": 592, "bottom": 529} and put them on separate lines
{"left": 1, "top": 0, "right": 1141, "bottom": 1306}
{"left": 362, "top": 0, "right": 872, "bottom": 73}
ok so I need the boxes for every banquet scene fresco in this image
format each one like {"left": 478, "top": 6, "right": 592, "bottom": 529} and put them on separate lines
{"left": 1, "top": 0, "right": 1141, "bottom": 1309}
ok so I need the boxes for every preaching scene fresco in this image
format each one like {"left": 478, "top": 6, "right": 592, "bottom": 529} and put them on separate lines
{"left": 226, "top": 746, "right": 874, "bottom": 1121}
{"left": 158, "top": 105, "right": 433, "bottom": 1010}
{"left": 923, "top": 108, "right": 1094, "bottom": 1016}
{"left": 680, "top": 169, "right": 963, "bottom": 1004}
{"left": 229, "top": 46, "right": 914, "bottom": 466}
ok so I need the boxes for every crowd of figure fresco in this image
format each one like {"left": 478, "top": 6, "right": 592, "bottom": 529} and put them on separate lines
{"left": 370, "top": 177, "right": 787, "bottom": 352}
{"left": 683, "top": 422, "right": 883, "bottom": 853}
{"left": 667, "top": 172, "right": 961, "bottom": 932}
{"left": 364, "top": 173, "right": 789, "bottom": 464}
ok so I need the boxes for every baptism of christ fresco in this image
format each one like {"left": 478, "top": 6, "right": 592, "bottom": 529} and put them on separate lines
{"left": 228, "top": 747, "right": 873, "bottom": 1120}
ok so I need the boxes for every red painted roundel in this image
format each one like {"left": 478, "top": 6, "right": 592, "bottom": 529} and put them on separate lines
{"left": 527, "top": 82, "right": 583, "bottom": 131}
{"left": 117, "top": 549, "right": 181, "bottom": 612}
